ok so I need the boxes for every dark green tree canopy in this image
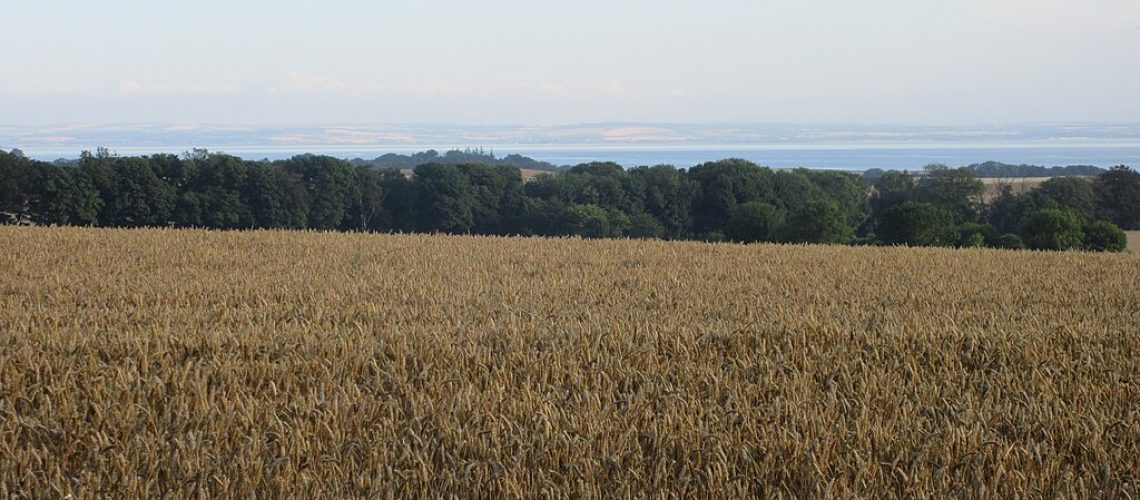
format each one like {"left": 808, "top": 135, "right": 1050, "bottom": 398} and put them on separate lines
{"left": 1020, "top": 208, "right": 1085, "bottom": 251}
{"left": 1083, "top": 221, "right": 1127, "bottom": 252}
{"left": 565, "top": 203, "right": 614, "bottom": 239}
{"left": 282, "top": 154, "right": 360, "bottom": 230}
{"left": 688, "top": 159, "right": 776, "bottom": 236}
{"left": 627, "top": 212, "right": 665, "bottom": 239}
{"left": 412, "top": 163, "right": 476, "bottom": 234}
{"left": 957, "top": 223, "right": 1000, "bottom": 248}
{"left": 914, "top": 164, "right": 984, "bottom": 223}
{"left": 0, "top": 150, "right": 33, "bottom": 221}
{"left": 1094, "top": 166, "right": 1140, "bottom": 229}
{"left": 780, "top": 200, "right": 853, "bottom": 245}
{"left": 724, "top": 202, "right": 783, "bottom": 244}
{"left": 876, "top": 202, "right": 960, "bottom": 247}
{"left": 1028, "top": 176, "right": 1097, "bottom": 223}
{"left": 2, "top": 150, "right": 1133, "bottom": 252}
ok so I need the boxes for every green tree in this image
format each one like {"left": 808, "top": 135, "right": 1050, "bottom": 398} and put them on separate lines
{"left": 772, "top": 170, "right": 824, "bottom": 215}
{"left": 193, "top": 154, "right": 256, "bottom": 229}
{"left": 348, "top": 166, "right": 387, "bottom": 231}
{"left": 997, "top": 233, "right": 1026, "bottom": 250}
{"left": 0, "top": 150, "right": 32, "bottom": 220}
{"left": 107, "top": 157, "right": 175, "bottom": 227}
{"left": 79, "top": 148, "right": 120, "bottom": 224}
{"left": 459, "top": 164, "right": 525, "bottom": 235}
{"left": 517, "top": 197, "right": 570, "bottom": 237}
{"left": 1083, "top": 221, "right": 1127, "bottom": 252}
{"left": 876, "top": 202, "right": 959, "bottom": 247}
{"left": 957, "top": 222, "right": 1000, "bottom": 248}
{"left": 561, "top": 162, "right": 643, "bottom": 215}
{"left": 804, "top": 169, "right": 870, "bottom": 228}
{"left": 961, "top": 231, "right": 985, "bottom": 248}
{"left": 1029, "top": 176, "right": 1097, "bottom": 222}
{"left": 412, "top": 163, "right": 475, "bottom": 233}
{"left": 608, "top": 208, "right": 632, "bottom": 237}
{"left": 627, "top": 212, "right": 665, "bottom": 239}
{"left": 378, "top": 169, "right": 416, "bottom": 232}
{"left": 688, "top": 159, "right": 775, "bottom": 236}
{"left": 985, "top": 183, "right": 1035, "bottom": 235}
{"left": 1020, "top": 208, "right": 1084, "bottom": 251}
{"left": 629, "top": 165, "right": 696, "bottom": 239}
{"left": 779, "top": 200, "right": 852, "bottom": 244}
{"left": 1093, "top": 166, "right": 1140, "bottom": 229}
{"left": 27, "top": 165, "right": 102, "bottom": 225}
{"left": 566, "top": 203, "right": 612, "bottom": 238}
{"left": 872, "top": 171, "right": 916, "bottom": 214}
{"left": 914, "top": 164, "right": 984, "bottom": 222}
{"left": 282, "top": 155, "right": 360, "bottom": 230}
{"left": 243, "top": 162, "right": 307, "bottom": 229}
{"left": 723, "top": 202, "right": 783, "bottom": 243}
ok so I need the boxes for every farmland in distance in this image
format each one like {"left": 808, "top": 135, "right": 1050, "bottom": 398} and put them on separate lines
{"left": 1, "top": 226, "right": 1137, "bottom": 497}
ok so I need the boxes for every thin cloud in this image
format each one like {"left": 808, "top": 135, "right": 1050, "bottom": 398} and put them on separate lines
{"left": 1, "top": 82, "right": 239, "bottom": 97}
{"left": 272, "top": 73, "right": 385, "bottom": 96}
{"left": 524, "top": 81, "right": 636, "bottom": 99}
{"left": 603, "top": 81, "right": 629, "bottom": 97}
{"left": 537, "top": 82, "right": 571, "bottom": 97}
{"left": 117, "top": 81, "right": 239, "bottom": 96}
{"left": 966, "top": 0, "right": 1140, "bottom": 33}
{"left": 656, "top": 89, "right": 689, "bottom": 98}
{"left": 0, "top": 86, "right": 90, "bottom": 98}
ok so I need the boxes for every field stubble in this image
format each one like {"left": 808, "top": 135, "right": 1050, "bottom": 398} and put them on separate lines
{"left": 1, "top": 226, "right": 1138, "bottom": 497}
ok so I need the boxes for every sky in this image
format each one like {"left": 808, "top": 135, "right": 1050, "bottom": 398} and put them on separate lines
{"left": 2, "top": 0, "right": 1139, "bottom": 126}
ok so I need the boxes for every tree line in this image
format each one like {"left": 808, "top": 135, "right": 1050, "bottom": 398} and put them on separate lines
{"left": 348, "top": 147, "right": 562, "bottom": 172}
{"left": 863, "top": 161, "right": 1105, "bottom": 181}
{"left": 1, "top": 147, "right": 1137, "bottom": 252}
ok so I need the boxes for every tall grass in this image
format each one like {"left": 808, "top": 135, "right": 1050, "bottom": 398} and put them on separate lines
{"left": 1, "top": 226, "right": 1137, "bottom": 497}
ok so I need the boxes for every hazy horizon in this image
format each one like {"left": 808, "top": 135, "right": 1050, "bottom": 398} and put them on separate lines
{"left": 4, "top": 0, "right": 1139, "bottom": 126}
{"left": 7, "top": 120, "right": 1140, "bottom": 128}
{"left": 7, "top": 123, "right": 1140, "bottom": 170}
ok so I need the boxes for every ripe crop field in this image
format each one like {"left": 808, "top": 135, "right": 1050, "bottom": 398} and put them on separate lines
{"left": 1, "top": 226, "right": 1138, "bottom": 497}
{"left": 979, "top": 177, "right": 1059, "bottom": 203}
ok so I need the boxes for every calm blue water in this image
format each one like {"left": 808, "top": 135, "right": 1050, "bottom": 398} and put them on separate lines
{"left": 21, "top": 143, "right": 1140, "bottom": 171}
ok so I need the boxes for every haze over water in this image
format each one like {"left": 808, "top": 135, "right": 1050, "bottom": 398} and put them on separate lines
{"left": 17, "top": 143, "right": 1140, "bottom": 171}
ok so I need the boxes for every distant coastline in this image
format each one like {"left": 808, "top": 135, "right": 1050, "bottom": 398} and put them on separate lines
{"left": 5, "top": 122, "right": 1140, "bottom": 170}
{"left": 10, "top": 142, "right": 1138, "bottom": 172}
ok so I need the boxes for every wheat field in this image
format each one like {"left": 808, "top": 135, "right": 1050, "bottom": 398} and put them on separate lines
{"left": 1, "top": 226, "right": 1138, "bottom": 497}
{"left": 979, "top": 177, "right": 1059, "bottom": 203}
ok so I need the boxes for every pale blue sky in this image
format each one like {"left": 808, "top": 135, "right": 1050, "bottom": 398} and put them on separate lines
{"left": 2, "top": 0, "right": 1138, "bottom": 125}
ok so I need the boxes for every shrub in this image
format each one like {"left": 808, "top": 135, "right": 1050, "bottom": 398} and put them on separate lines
{"left": 957, "top": 223, "right": 999, "bottom": 248}
{"left": 997, "top": 233, "right": 1026, "bottom": 250}
{"left": 1020, "top": 208, "right": 1084, "bottom": 251}
{"left": 566, "top": 204, "right": 612, "bottom": 238}
{"left": 1083, "top": 220, "right": 1127, "bottom": 252}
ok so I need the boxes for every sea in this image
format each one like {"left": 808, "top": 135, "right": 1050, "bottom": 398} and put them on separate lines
{"left": 19, "top": 143, "right": 1140, "bottom": 171}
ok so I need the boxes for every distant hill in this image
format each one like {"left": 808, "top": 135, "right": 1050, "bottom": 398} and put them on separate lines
{"left": 348, "top": 148, "right": 565, "bottom": 172}
{"left": 863, "top": 161, "right": 1107, "bottom": 180}
{"left": 965, "top": 161, "right": 1105, "bottom": 178}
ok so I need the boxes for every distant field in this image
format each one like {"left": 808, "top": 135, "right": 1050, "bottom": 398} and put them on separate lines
{"left": 1128, "top": 231, "right": 1140, "bottom": 252}
{"left": 1, "top": 227, "right": 1138, "bottom": 497}
{"left": 979, "top": 177, "right": 1069, "bottom": 202}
